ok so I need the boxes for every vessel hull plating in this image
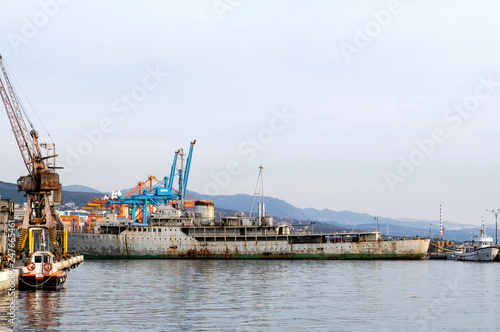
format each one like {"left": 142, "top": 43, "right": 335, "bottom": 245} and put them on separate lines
{"left": 18, "top": 271, "right": 67, "bottom": 290}
{"left": 68, "top": 228, "right": 430, "bottom": 260}
{"left": 455, "top": 247, "right": 499, "bottom": 261}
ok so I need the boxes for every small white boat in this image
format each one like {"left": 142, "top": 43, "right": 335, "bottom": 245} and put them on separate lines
{"left": 19, "top": 251, "right": 68, "bottom": 290}
{"left": 18, "top": 229, "right": 68, "bottom": 290}
{"left": 454, "top": 223, "right": 499, "bottom": 262}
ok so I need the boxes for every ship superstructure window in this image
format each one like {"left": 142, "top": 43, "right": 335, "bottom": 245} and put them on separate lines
{"left": 34, "top": 256, "right": 42, "bottom": 263}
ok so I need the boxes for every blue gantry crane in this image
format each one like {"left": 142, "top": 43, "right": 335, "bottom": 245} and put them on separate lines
{"left": 107, "top": 140, "right": 196, "bottom": 225}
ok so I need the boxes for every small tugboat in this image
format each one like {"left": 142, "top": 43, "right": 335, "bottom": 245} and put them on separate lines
{"left": 19, "top": 250, "right": 68, "bottom": 290}
{"left": 19, "top": 229, "right": 68, "bottom": 290}
{"left": 454, "top": 222, "right": 499, "bottom": 262}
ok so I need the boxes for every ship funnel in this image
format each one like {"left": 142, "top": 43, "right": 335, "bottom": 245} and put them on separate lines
{"left": 195, "top": 201, "right": 214, "bottom": 225}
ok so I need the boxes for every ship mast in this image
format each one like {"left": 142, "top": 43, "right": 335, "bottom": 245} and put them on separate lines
{"left": 439, "top": 204, "right": 443, "bottom": 240}
{"left": 250, "top": 165, "right": 265, "bottom": 226}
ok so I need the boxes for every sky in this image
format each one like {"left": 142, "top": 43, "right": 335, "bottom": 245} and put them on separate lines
{"left": 1, "top": 0, "right": 500, "bottom": 225}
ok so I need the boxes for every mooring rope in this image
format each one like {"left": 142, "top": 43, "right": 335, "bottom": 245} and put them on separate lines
{"left": 18, "top": 274, "right": 61, "bottom": 288}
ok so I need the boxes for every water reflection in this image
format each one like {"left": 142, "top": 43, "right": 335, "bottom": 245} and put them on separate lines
{"left": 0, "top": 292, "right": 16, "bottom": 328}
{"left": 0, "top": 260, "right": 498, "bottom": 331}
{"left": 0, "top": 287, "right": 66, "bottom": 331}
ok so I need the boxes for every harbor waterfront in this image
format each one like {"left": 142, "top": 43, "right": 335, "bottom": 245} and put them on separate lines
{"left": 1, "top": 259, "right": 499, "bottom": 331}
{"left": 1, "top": 4, "right": 500, "bottom": 332}
{"left": 0, "top": 255, "right": 83, "bottom": 292}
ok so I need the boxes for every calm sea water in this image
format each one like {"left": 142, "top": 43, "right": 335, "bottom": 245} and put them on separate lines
{"left": 0, "top": 259, "right": 498, "bottom": 331}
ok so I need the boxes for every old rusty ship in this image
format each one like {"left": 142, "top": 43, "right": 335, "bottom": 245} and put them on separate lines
{"left": 67, "top": 201, "right": 430, "bottom": 259}
{"left": 67, "top": 145, "right": 430, "bottom": 259}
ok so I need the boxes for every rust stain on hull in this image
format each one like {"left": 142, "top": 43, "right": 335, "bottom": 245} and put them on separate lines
{"left": 68, "top": 232, "right": 430, "bottom": 260}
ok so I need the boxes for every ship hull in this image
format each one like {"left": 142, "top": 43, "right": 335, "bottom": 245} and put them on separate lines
{"left": 18, "top": 271, "right": 67, "bottom": 290}
{"left": 68, "top": 228, "right": 430, "bottom": 260}
{"left": 455, "top": 247, "right": 499, "bottom": 262}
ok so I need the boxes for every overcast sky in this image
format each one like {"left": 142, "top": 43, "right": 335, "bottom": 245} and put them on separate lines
{"left": 1, "top": 1, "right": 500, "bottom": 225}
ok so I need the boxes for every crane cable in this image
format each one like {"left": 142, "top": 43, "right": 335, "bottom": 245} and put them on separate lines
{"left": 4, "top": 61, "right": 54, "bottom": 144}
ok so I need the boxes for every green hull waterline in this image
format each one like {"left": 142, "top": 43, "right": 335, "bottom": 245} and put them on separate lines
{"left": 80, "top": 253, "right": 426, "bottom": 260}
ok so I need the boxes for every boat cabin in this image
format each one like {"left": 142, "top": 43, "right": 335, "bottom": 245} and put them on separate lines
{"left": 26, "top": 251, "right": 56, "bottom": 277}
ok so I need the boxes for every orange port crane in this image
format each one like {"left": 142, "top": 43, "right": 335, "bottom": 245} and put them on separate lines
{"left": 0, "top": 53, "right": 64, "bottom": 259}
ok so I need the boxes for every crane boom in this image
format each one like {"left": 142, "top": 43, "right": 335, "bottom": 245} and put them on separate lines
{"left": 166, "top": 149, "right": 179, "bottom": 192}
{"left": 182, "top": 140, "right": 196, "bottom": 199}
{"left": 0, "top": 53, "right": 65, "bottom": 260}
{"left": 0, "top": 54, "right": 35, "bottom": 179}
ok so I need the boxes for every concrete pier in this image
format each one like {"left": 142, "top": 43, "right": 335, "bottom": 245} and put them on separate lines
{"left": 0, "top": 255, "right": 84, "bottom": 292}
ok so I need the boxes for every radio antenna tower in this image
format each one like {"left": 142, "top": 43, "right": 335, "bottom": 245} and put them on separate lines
{"left": 439, "top": 204, "right": 443, "bottom": 240}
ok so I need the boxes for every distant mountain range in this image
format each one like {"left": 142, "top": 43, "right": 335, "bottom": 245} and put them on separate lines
{"left": 0, "top": 180, "right": 493, "bottom": 241}
{"left": 0, "top": 180, "right": 101, "bottom": 207}
{"left": 185, "top": 190, "right": 486, "bottom": 241}
{"left": 62, "top": 185, "right": 104, "bottom": 194}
